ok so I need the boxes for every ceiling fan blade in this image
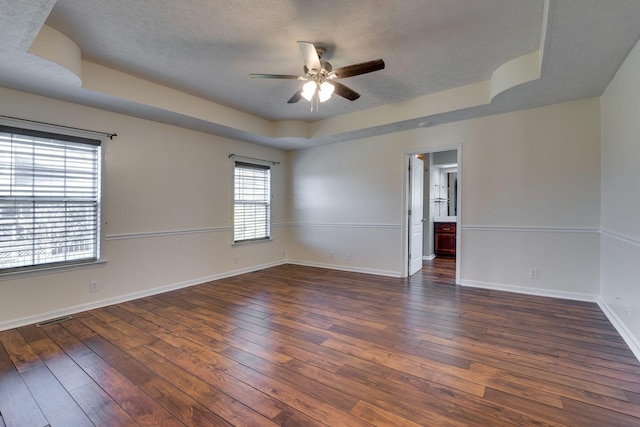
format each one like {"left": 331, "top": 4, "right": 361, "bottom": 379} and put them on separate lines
{"left": 250, "top": 73, "right": 305, "bottom": 80}
{"left": 298, "top": 41, "right": 322, "bottom": 72}
{"left": 332, "top": 81, "right": 360, "bottom": 101}
{"left": 287, "top": 88, "right": 304, "bottom": 103}
{"left": 331, "top": 59, "right": 385, "bottom": 79}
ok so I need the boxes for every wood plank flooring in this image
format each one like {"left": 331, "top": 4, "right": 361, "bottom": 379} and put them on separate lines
{"left": 2, "top": 260, "right": 640, "bottom": 426}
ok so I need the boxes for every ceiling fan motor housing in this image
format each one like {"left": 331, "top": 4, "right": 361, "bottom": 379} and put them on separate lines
{"left": 304, "top": 60, "right": 332, "bottom": 76}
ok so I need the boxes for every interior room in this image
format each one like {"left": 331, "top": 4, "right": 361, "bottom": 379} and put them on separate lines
{"left": 420, "top": 149, "right": 459, "bottom": 261}
{"left": 2, "top": 1, "right": 640, "bottom": 425}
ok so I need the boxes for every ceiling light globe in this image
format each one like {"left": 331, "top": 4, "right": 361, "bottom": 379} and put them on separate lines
{"left": 302, "top": 81, "right": 317, "bottom": 101}
{"left": 318, "top": 82, "right": 334, "bottom": 102}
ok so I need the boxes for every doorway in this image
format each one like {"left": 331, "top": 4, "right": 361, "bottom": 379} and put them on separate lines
{"left": 405, "top": 146, "right": 461, "bottom": 284}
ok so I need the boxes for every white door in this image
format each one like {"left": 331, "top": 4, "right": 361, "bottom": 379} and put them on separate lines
{"left": 409, "top": 155, "right": 424, "bottom": 276}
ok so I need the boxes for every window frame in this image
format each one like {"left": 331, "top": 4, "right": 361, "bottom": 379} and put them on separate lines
{"left": 0, "top": 119, "right": 104, "bottom": 276}
{"left": 233, "top": 161, "right": 271, "bottom": 244}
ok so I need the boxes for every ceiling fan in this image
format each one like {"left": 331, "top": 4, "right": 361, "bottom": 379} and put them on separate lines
{"left": 250, "top": 41, "right": 385, "bottom": 108}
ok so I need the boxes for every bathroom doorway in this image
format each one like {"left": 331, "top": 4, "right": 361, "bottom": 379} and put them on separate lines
{"left": 404, "top": 146, "right": 461, "bottom": 283}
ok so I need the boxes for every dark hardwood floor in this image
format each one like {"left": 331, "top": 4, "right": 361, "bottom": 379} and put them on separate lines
{"left": 420, "top": 256, "right": 456, "bottom": 284}
{"left": 2, "top": 259, "right": 640, "bottom": 426}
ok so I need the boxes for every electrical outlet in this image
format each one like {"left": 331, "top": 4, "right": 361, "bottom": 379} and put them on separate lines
{"left": 282, "top": 251, "right": 286, "bottom": 258}
{"left": 346, "top": 252, "right": 351, "bottom": 261}
{"left": 234, "top": 256, "right": 239, "bottom": 264}
{"left": 329, "top": 251, "right": 334, "bottom": 259}
{"left": 528, "top": 268, "right": 538, "bottom": 279}
{"left": 90, "top": 281, "right": 98, "bottom": 293}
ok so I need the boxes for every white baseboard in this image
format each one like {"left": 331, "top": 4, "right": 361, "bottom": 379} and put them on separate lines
{"left": 287, "top": 259, "right": 402, "bottom": 278}
{"left": 460, "top": 279, "right": 598, "bottom": 302}
{"left": 0, "top": 260, "right": 286, "bottom": 332}
{"left": 597, "top": 301, "right": 640, "bottom": 362}
{"left": 423, "top": 254, "right": 436, "bottom": 261}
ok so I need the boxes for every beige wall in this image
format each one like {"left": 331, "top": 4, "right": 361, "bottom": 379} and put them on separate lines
{"left": 0, "top": 88, "right": 288, "bottom": 329}
{"left": 460, "top": 100, "right": 601, "bottom": 297}
{"left": 600, "top": 36, "right": 640, "bottom": 356}
{"left": 287, "top": 134, "right": 405, "bottom": 275}
{"left": 289, "top": 98, "right": 601, "bottom": 299}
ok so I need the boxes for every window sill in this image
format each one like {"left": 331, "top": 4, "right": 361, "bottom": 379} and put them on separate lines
{"left": 232, "top": 238, "right": 273, "bottom": 246}
{"left": 0, "top": 259, "right": 107, "bottom": 281}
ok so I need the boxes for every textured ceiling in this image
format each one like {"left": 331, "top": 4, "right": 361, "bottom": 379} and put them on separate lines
{"left": 1, "top": 1, "right": 640, "bottom": 150}
{"left": 44, "top": 0, "right": 544, "bottom": 122}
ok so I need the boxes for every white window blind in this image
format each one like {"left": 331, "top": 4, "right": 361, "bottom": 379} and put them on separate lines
{"left": 0, "top": 125, "right": 101, "bottom": 272}
{"left": 234, "top": 161, "right": 270, "bottom": 242}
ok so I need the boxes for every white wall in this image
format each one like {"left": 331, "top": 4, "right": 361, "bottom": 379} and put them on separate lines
{"left": 289, "top": 98, "right": 602, "bottom": 300}
{"left": 600, "top": 37, "right": 640, "bottom": 356}
{"left": 287, "top": 137, "right": 404, "bottom": 276}
{"left": 0, "top": 88, "right": 288, "bottom": 329}
{"left": 432, "top": 150, "right": 457, "bottom": 166}
{"left": 461, "top": 100, "right": 601, "bottom": 298}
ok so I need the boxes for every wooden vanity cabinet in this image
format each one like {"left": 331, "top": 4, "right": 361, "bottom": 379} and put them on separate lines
{"left": 434, "top": 222, "right": 456, "bottom": 257}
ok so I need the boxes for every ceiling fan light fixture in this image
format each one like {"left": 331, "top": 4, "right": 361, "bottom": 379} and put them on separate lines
{"left": 318, "top": 81, "right": 334, "bottom": 102}
{"left": 301, "top": 81, "right": 317, "bottom": 101}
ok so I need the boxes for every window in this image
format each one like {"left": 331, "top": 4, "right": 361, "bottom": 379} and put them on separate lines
{"left": 233, "top": 161, "right": 270, "bottom": 243}
{"left": 0, "top": 125, "right": 101, "bottom": 272}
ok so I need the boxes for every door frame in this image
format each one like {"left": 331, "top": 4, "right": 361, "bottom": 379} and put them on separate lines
{"left": 402, "top": 143, "right": 462, "bottom": 283}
